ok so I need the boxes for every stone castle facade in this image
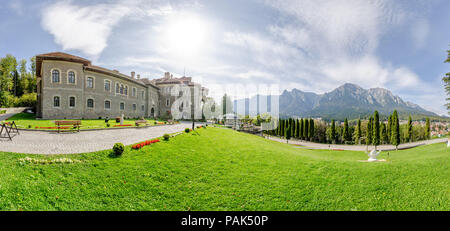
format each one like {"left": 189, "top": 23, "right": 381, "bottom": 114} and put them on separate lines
{"left": 36, "top": 52, "right": 208, "bottom": 120}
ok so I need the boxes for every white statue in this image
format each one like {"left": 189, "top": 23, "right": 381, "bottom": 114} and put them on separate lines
{"left": 367, "top": 149, "right": 380, "bottom": 162}
{"left": 447, "top": 138, "right": 450, "bottom": 147}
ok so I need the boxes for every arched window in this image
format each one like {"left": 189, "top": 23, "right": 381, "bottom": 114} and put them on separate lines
{"left": 125, "top": 86, "right": 128, "bottom": 95}
{"left": 120, "top": 102, "right": 125, "bottom": 110}
{"left": 52, "top": 70, "right": 60, "bottom": 83}
{"left": 68, "top": 71, "right": 75, "bottom": 84}
{"left": 53, "top": 96, "right": 60, "bottom": 107}
{"left": 116, "top": 83, "right": 120, "bottom": 93}
{"left": 120, "top": 84, "right": 124, "bottom": 94}
{"left": 87, "top": 99, "right": 94, "bottom": 108}
{"left": 104, "top": 80, "right": 111, "bottom": 91}
{"left": 69, "top": 96, "right": 75, "bottom": 107}
{"left": 105, "top": 100, "right": 111, "bottom": 110}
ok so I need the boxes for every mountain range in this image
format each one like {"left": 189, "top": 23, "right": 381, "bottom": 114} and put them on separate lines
{"left": 233, "top": 83, "right": 440, "bottom": 120}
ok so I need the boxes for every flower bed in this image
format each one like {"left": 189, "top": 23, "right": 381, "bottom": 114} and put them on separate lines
{"left": 36, "top": 126, "right": 72, "bottom": 129}
{"left": 132, "top": 139, "right": 160, "bottom": 150}
{"left": 113, "top": 124, "right": 133, "bottom": 127}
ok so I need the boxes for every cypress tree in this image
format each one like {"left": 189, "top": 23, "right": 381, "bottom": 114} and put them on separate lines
{"left": 387, "top": 115, "right": 392, "bottom": 143}
{"left": 425, "top": 117, "right": 431, "bottom": 139}
{"left": 309, "top": 118, "right": 314, "bottom": 142}
{"left": 407, "top": 115, "right": 412, "bottom": 142}
{"left": 299, "top": 118, "right": 303, "bottom": 140}
{"left": 366, "top": 117, "right": 373, "bottom": 145}
{"left": 380, "top": 123, "right": 387, "bottom": 144}
{"left": 291, "top": 118, "right": 295, "bottom": 138}
{"left": 296, "top": 119, "right": 300, "bottom": 138}
{"left": 391, "top": 110, "right": 400, "bottom": 149}
{"left": 355, "top": 119, "right": 361, "bottom": 144}
{"left": 343, "top": 118, "right": 350, "bottom": 142}
{"left": 304, "top": 119, "right": 309, "bottom": 140}
{"left": 331, "top": 120, "right": 336, "bottom": 144}
{"left": 373, "top": 111, "right": 380, "bottom": 149}
{"left": 285, "top": 125, "right": 291, "bottom": 143}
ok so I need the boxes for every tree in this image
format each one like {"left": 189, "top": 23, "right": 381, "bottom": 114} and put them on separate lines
{"left": 330, "top": 120, "right": 336, "bottom": 144}
{"left": 285, "top": 125, "right": 291, "bottom": 143}
{"left": 372, "top": 111, "right": 380, "bottom": 149}
{"left": 366, "top": 117, "right": 373, "bottom": 145}
{"left": 425, "top": 117, "right": 431, "bottom": 139}
{"left": 304, "top": 118, "right": 309, "bottom": 141}
{"left": 355, "top": 119, "right": 361, "bottom": 144}
{"left": 391, "top": 110, "right": 400, "bottom": 150}
{"left": 387, "top": 115, "right": 392, "bottom": 143}
{"left": 443, "top": 46, "right": 450, "bottom": 114}
{"left": 291, "top": 118, "right": 295, "bottom": 138}
{"left": 380, "top": 123, "right": 387, "bottom": 144}
{"left": 309, "top": 118, "right": 314, "bottom": 142}
{"left": 343, "top": 118, "right": 350, "bottom": 143}
{"left": 299, "top": 118, "right": 304, "bottom": 139}
{"left": 296, "top": 119, "right": 300, "bottom": 138}
{"left": 407, "top": 115, "right": 413, "bottom": 142}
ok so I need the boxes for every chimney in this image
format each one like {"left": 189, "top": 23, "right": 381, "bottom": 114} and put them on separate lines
{"left": 170, "top": 74, "right": 173, "bottom": 79}
{"left": 131, "top": 71, "right": 135, "bottom": 79}
{"left": 164, "top": 72, "right": 170, "bottom": 79}
{"left": 137, "top": 74, "right": 140, "bottom": 79}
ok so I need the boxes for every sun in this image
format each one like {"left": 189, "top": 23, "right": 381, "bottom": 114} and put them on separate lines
{"left": 164, "top": 14, "right": 209, "bottom": 56}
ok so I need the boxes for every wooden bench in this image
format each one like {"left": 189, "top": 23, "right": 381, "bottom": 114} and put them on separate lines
{"left": 135, "top": 120, "right": 148, "bottom": 127}
{"left": 54, "top": 120, "right": 81, "bottom": 133}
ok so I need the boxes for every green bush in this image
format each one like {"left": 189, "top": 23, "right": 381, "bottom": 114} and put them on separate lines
{"left": 112, "top": 143, "right": 125, "bottom": 157}
{"left": 163, "top": 134, "right": 170, "bottom": 141}
{"left": 106, "top": 123, "right": 110, "bottom": 127}
{"left": 0, "top": 110, "right": 6, "bottom": 114}
{"left": 185, "top": 128, "right": 190, "bottom": 133}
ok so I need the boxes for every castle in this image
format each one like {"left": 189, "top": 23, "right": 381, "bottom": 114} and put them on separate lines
{"left": 35, "top": 52, "right": 208, "bottom": 120}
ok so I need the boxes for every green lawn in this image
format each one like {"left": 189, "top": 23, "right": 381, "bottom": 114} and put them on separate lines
{"left": 0, "top": 127, "right": 448, "bottom": 211}
{"left": 4, "top": 113, "right": 166, "bottom": 130}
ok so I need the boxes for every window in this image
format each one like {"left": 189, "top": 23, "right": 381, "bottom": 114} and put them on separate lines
{"left": 141, "top": 91, "right": 145, "bottom": 99}
{"left": 133, "top": 104, "right": 137, "bottom": 111}
{"left": 87, "top": 99, "right": 94, "bottom": 108}
{"left": 166, "top": 99, "right": 170, "bottom": 106}
{"left": 116, "top": 83, "right": 120, "bottom": 93}
{"left": 120, "top": 102, "right": 125, "bottom": 110}
{"left": 125, "top": 86, "right": 128, "bottom": 95}
{"left": 105, "top": 100, "right": 111, "bottom": 110}
{"left": 132, "top": 88, "right": 136, "bottom": 97}
{"left": 120, "top": 84, "right": 124, "bottom": 94}
{"left": 69, "top": 97, "right": 75, "bottom": 107}
{"left": 87, "top": 77, "right": 94, "bottom": 88}
{"left": 141, "top": 105, "right": 145, "bottom": 112}
{"left": 105, "top": 80, "right": 111, "bottom": 91}
{"left": 53, "top": 96, "right": 60, "bottom": 107}
{"left": 68, "top": 71, "right": 75, "bottom": 84}
{"left": 52, "top": 70, "right": 60, "bottom": 83}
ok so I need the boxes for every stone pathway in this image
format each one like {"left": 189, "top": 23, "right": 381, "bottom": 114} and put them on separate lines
{"left": 0, "top": 122, "right": 202, "bottom": 154}
{"left": 265, "top": 136, "right": 448, "bottom": 151}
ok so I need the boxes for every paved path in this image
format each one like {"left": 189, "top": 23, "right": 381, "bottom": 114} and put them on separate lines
{"left": 0, "top": 107, "right": 26, "bottom": 121}
{"left": 0, "top": 122, "right": 202, "bottom": 154}
{"left": 266, "top": 136, "right": 448, "bottom": 151}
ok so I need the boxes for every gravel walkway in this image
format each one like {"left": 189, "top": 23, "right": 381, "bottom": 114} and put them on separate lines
{"left": 0, "top": 122, "right": 202, "bottom": 154}
{"left": 265, "top": 136, "right": 448, "bottom": 151}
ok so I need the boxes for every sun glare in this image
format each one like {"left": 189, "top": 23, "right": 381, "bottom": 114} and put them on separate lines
{"left": 164, "top": 14, "right": 209, "bottom": 56}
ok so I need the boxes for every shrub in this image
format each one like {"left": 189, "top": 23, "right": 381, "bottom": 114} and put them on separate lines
{"left": 185, "top": 128, "right": 190, "bottom": 133}
{"left": 106, "top": 123, "right": 110, "bottom": 127}
{"left": 116, "top": 117, "right": 121, "bottom": 123}
{"left": 112, "top": 143, "right": 124, "bottom": 157}
{"left": 163, "top": 134, "right": 170, "bottom": 141}
{"left": 28, "top": 125, "right": 32, "bottom": 129}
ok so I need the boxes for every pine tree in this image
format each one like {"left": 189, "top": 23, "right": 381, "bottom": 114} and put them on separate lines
{"left": 304, "top": 119, "right": 309, "bottom": 140}
{"left": 296, "top": 119, "right": 300, "bottom": 138}
{"left": 425, "top": 117, "right": 431, "bottom": 139}
{"left": 291, "top": 118, "right": 295, "bottom": 138}
{"left": 391, "top": 110, "right": 400, "bottom": 149}
{"left": 387, "top": 115, "right": 392, "bottom": 143}
{"left": 343, "top": 118, "right": 350, "bottom": 142}
{"left": 407, "top": 115, "right": 413, "bottom": 142}
{"left": 309, "top": 118, "right": 314, "bottom": 142}
{"left": 373, "top": 111, "right": 380, "bottom": 149}
{"left": 443, "top": 46, "right": 450, "bottom": 114}
{"left": 331, "top": 120, "right": 336, "bottom": 144}
{"left": 366, "top": 117, "right": 373, "bottom": 145}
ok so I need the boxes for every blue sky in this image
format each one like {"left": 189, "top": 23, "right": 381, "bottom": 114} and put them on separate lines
{"left": 0, "top": 0, "right": 449, "bottom": 115}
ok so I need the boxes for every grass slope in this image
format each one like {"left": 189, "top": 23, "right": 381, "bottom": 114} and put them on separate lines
{"left": 0, "top": 127, "right": 448, "bottom": 211}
